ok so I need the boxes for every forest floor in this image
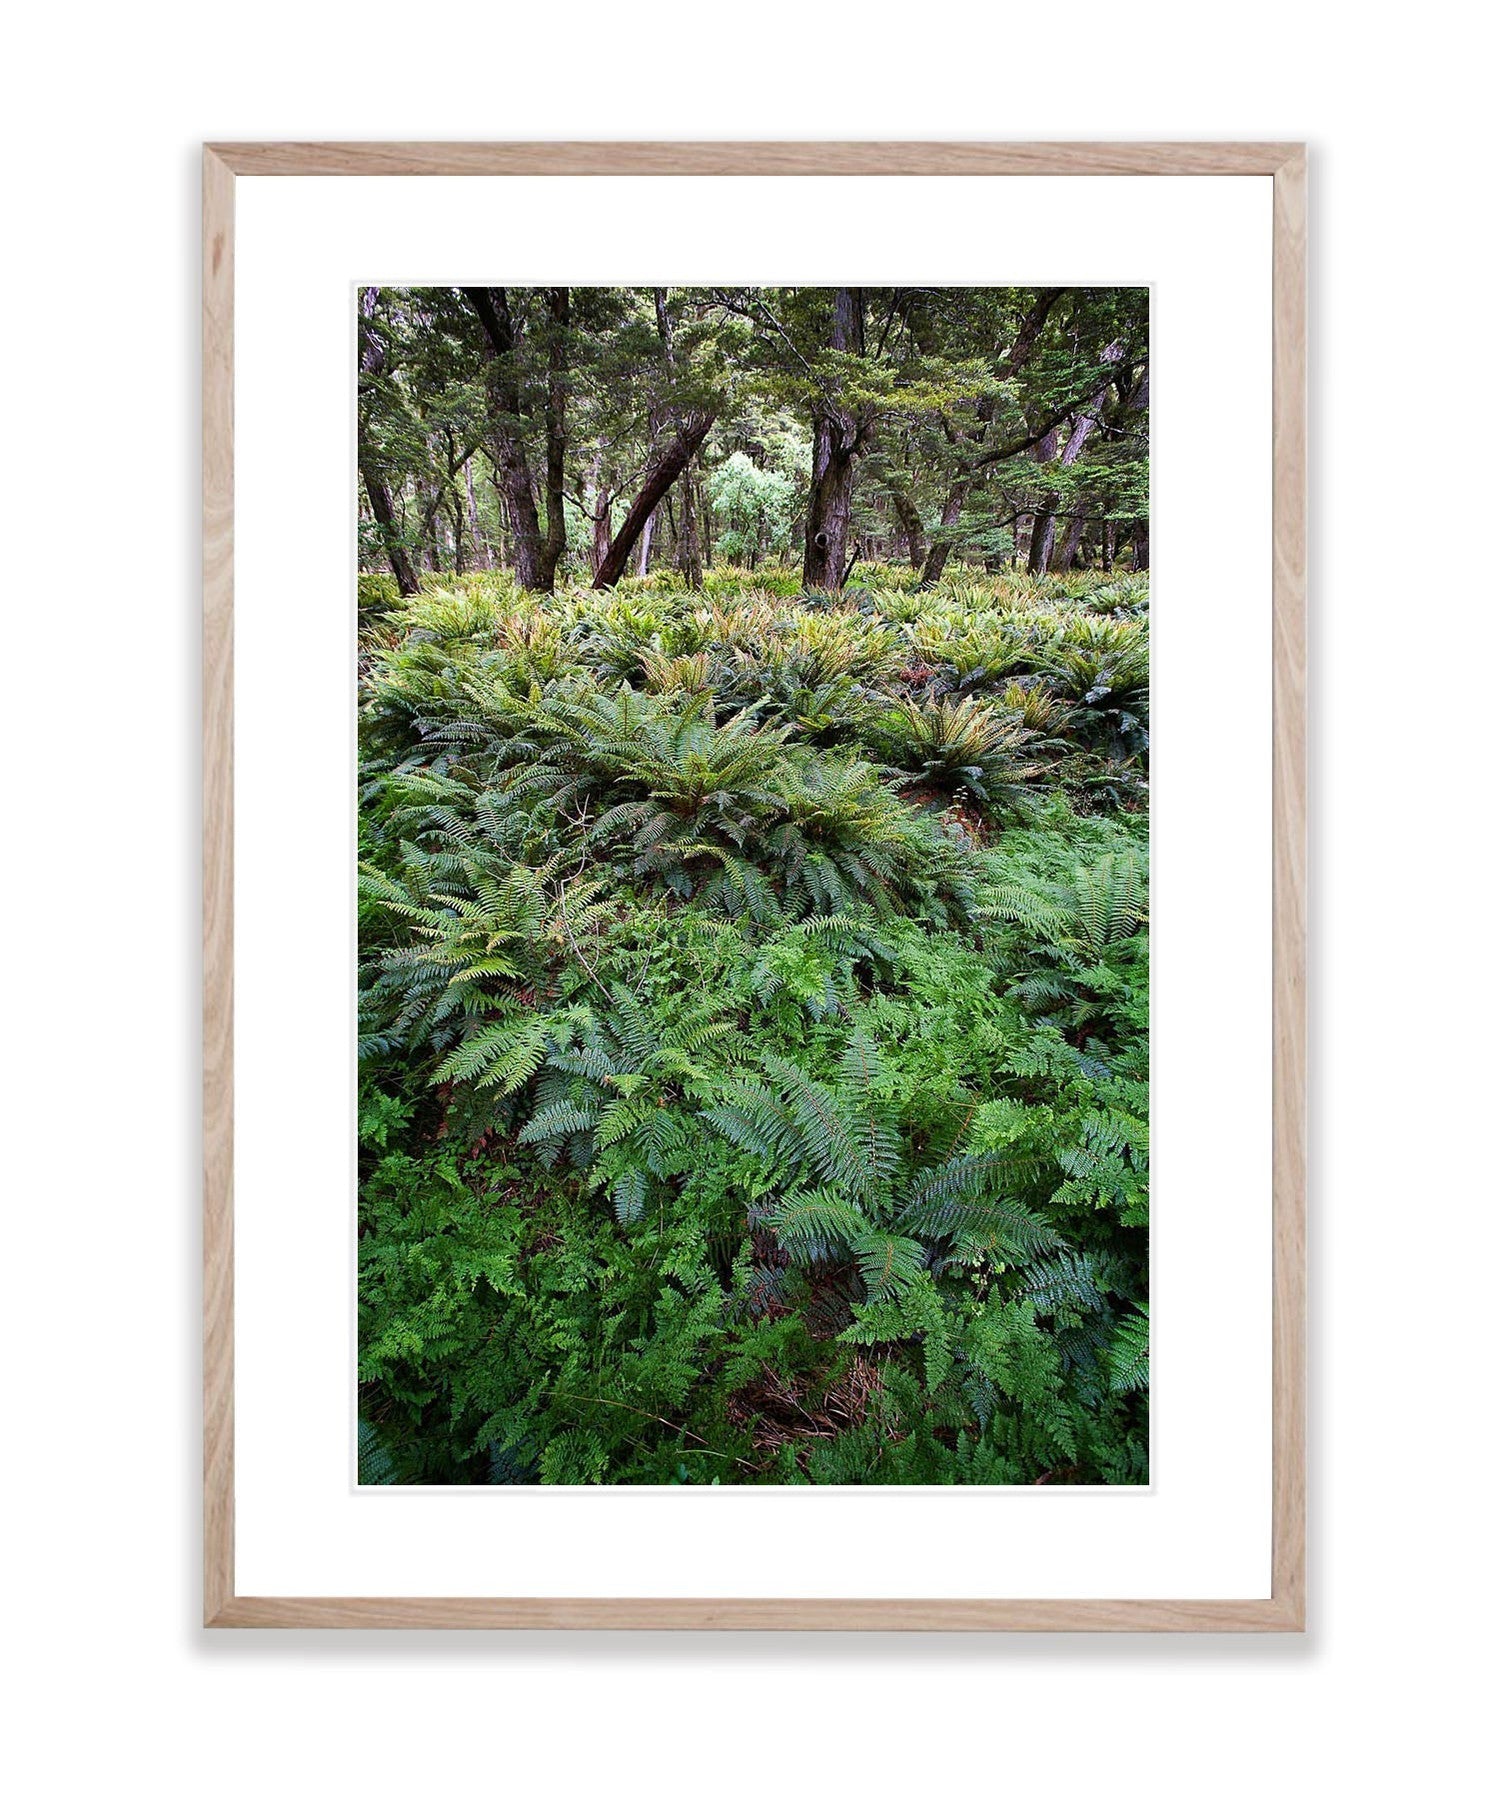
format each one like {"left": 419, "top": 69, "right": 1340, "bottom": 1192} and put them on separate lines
{"left": 356, "top": 562, "right": 1151, "bottom": 1486}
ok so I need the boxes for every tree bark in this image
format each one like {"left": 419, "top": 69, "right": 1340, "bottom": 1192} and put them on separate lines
{"left": 803, "top": 430, "right": 858, "bottom": 589}
{"left": 675, "top": 456, "right": 704, "bottom": 585}
{"left": 465, "top": 458, "right": 491, "bottom": 569}
{"left": 415, "top": 477, "right": 449, "bottom": 573}
{"left": 439, "top": 432, "right": 468, "bottom": 574}
{"left": 648, "top": 288, "right": 704, "bottom": 588}
{"left": 1027, "top": 342, "right": 1122, "bottom": 574}
{"left": 462, "top": 287, "right": 556, "bottom": 590}
{"left": 359, "top": 456, "right": 420, "bottom": 596}
{"left": 884, "top": 479, "right": 925, "bottom": 570}
{"left": 918, "top": 486, "right": 966, "bottom": 587}
{"left": 1025, "top": 425, "right": 1065, "bottom": 575}
{"left": 919, "top": 288, "right": 1064, "bottom": 587}
{"left": 585, "top": 450, "right": 614, "bottom": 580}
{"left": 537, "top": 287, "right": 569, "bottom": 587}
{"left": 1125, "top": 364, "right": 1150, "bottom": 573}
{"left": 802, "top": 288, "right": 866, "bottom": 590}
{"left": 592, "top": 412, "right": 716, "bottom": 589}
{"left": 1057, "top": 512, "right": 1088, "bottom": 571}
{"left": 357, "top": 286, "right": 421, "bottom": 597}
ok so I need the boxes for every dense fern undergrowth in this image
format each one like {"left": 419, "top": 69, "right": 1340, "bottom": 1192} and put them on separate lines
{"left": 357, "top": 561, "right": 1149, "bottom": 1485}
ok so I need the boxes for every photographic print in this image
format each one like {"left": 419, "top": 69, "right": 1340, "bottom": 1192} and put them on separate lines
{"left": 355, "top": 283, "right": 1151, "bottom": 1488}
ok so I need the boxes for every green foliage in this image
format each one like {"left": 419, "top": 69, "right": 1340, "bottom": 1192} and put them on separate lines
{"left": 707, "top": 450, "right": 802, "bottom": 565}
{"left": 871, "top": 693, "right": 1044, "bottom": 814}
{"left": 359, "top": 565, "right": 1149, "bottom": 1485}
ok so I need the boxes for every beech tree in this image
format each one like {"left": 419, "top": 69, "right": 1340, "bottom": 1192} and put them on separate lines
{"left": 357, "top": 285, "right": 1148, "bottom": 593}
{"left": 357, "top": 287, "right": 420, "bottom": 597}
{"left": 462, "top": 286, "right": 570, "bottom": 592}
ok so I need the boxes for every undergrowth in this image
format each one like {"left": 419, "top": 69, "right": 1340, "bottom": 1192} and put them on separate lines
{"left": 358, "top": 565, "right": 1149, "bottom": 1484}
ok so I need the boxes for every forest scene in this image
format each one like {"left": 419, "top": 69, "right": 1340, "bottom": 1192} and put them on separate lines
{"left": 357, "top": 284, "right": 1150, "bottom": 1486}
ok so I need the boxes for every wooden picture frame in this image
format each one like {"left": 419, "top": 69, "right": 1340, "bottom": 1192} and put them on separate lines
{"left": 203, "top": 140, "right": 1306, "bottom": 1630}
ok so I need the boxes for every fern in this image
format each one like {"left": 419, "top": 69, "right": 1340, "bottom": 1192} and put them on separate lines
{"left": 1109, "top": 1305, "right": 1150, "bottom": 1393}
{"left": 358, "top": 558, "right": 1151, "bottom": 1487}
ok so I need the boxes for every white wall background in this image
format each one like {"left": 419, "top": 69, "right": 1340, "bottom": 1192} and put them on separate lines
{"left": 4, "top": 5, "right": 1492, "bottom": 1794}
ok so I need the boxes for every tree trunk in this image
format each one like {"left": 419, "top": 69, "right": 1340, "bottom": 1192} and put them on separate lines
{"left": 416, "top": 479, "right": 448, "bottom": 574}
{"left": 1026, "top": 425, "right": 1065, "bottom": 575}
{"left": 651, "top": 286, "right": 702, "bottom": 588}
{"left": 462, "top": 286, "right": 548, "bottom": 590}
{"left": 917, "top": 290, "right": 1065, "bottom": 588}
{"left": 586, "top": 449, "right": 614, "bottom": 579}
{"left": 885, "top": 481, "right": 925, "bottom": 570}
{"left": 536, "top": 287, "right": 569, "bottom": 588}
{"left": 1030, "top": 343, "right": 1122, "bottom": 574}
{"left": 1026, "top": 513, "right": 1056, "bottom": 575}
{"left": 802, "top": 288, "right": 866, "bottom": 591}
{"left": 676, "top": 457, "right": 704, "bottom": 585}
{"left": 1125, "top": 363, "right": 1150, "bottom": 573}
{"left": 593, "top": 286, "right": 712, "bottom": 590}
{"left": 357, "top": 286, "right": 421, "bottom": 598}
{"left": 593, "top": 412, "right": 716, "bottom": 589}
{"left": 803, "top": 432, "right": 857, "bottom": 588}
{"left": 465, "top": 458, "right": 490, "bottom": 569}
{"left": 359, "top": 457, "right": 420, "bottom": 597}
{"left": 919, "top": 486, "right": 966, "bottom": 587}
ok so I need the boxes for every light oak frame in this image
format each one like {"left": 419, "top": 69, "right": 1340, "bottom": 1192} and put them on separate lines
{"left": 203, "top": 140, "right": 1306, "bottom": 1631}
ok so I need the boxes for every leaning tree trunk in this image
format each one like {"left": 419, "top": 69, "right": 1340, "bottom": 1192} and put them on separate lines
{"left": 357, "top": 285, "right": 420, "bottom": 598}
{"left": 1057, "top": 512, "right": 1088, "bottom": 571}
{"left": 649, "top": 287, "right": 703, "bottom": 588}
{"left": 593, "top": 413, "right": 715, "bottom": 589}
{"left": 359, "top": 456, "right": 420, "bottom": 597}
{"left": 919, "top": 485, "right": 967, "bottom": 587}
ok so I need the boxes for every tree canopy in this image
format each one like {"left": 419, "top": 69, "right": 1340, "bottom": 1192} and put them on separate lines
{"left": 357, "top": 285, "right": 1149, "bottom": 595}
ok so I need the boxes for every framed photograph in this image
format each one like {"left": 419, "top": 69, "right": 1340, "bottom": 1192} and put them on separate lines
{"left": 204, "top": 141, "right": 1305, "bottom": 1629}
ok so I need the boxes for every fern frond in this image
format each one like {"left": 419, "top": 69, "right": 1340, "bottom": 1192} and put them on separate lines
{"left": 1109, "top": 1305, "right": 1150, "bottom": 1393}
